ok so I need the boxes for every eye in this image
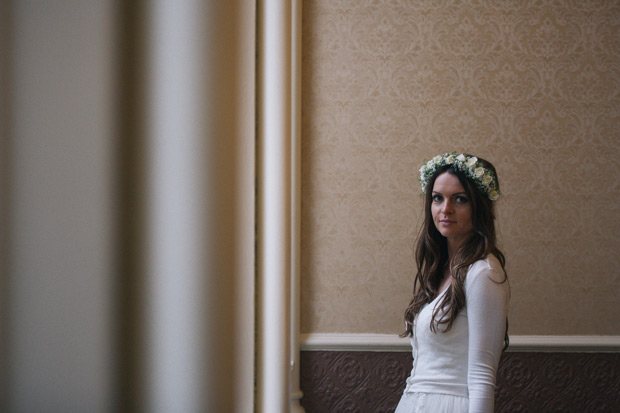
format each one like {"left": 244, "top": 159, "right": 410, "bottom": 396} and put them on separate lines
{"left": 432, "top": 194, "right": 443, "bottom": 202}
{"left": 456, "top": 196, "right": 469, "bottom": 204}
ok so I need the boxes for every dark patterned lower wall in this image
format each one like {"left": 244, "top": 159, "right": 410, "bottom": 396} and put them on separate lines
{"left": 300, "top": 351, "right": 620, "bottom": 412}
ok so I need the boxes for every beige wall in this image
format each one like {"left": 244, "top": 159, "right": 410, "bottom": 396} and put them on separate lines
{"left": 301, "top": 0, "right": 620, "bottom": 336}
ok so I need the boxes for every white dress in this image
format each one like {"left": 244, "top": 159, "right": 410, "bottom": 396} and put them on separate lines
{"left": 395, "top": 254, "right": 509, "bottom": 413}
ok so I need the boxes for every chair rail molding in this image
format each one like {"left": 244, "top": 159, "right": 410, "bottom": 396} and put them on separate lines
{"left": 300, "top": 333, "right": 620, "bottom": 353}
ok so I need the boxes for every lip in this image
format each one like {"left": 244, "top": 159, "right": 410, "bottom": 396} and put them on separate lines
{"left": 439, "top": 220, "right": 456, "bottom": 224}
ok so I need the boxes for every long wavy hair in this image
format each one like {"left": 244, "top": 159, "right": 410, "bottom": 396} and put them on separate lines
{"left": 401, "top": 156, "right": 509, "bottom": 349}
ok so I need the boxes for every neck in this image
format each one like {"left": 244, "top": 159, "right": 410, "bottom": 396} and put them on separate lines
{"left": 446, "top": 231, "right": 473, "bottom": 259}
{"left": 447, "top": 239, "right": 461, "bottom": 260}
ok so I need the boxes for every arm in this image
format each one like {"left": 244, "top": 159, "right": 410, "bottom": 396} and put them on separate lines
{"left": 466, "top": 264, "right": 509, "bottom": 413}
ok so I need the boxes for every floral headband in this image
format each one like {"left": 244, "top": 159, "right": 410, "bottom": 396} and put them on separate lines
{"left": 419, "top": 152, "right": 500, "bottom": 201}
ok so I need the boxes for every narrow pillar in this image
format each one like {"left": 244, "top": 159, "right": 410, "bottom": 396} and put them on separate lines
{"left": 256, "top": 0, "right": 293, "bottom": 411}
{"left": 290, "top": 0, "right": 305, "bottom": 411}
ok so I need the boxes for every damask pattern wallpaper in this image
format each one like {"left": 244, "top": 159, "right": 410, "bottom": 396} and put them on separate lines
{"left": 299, "top": 351, "right": 620, "bottom": 412}
{"left": 301, "top": 0, "right": 620, "bottom": 335}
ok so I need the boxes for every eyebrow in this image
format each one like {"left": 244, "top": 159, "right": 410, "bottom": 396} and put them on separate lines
{"left": 432, "top": 191, "right": 467, "bottom": 196}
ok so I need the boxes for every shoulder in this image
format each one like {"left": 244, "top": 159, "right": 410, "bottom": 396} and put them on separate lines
{"left": 464, "top": 254, "right": 510, "bottom": 311}
{"left": 465, "top": 254, "right": 507, "bottom": 288}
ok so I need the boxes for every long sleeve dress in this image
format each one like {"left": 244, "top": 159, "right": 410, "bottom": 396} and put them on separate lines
{"left": 395, "top": 254, "right": 510, "bottom": 413}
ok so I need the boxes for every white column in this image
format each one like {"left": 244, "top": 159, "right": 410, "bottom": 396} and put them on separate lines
{"left": 290, "top": 0, "right": 305, "bottom": 411}
{"left": 257, "top": 0, "right": 293, "bottom": 412}
{"left": 138, "top": 1, "right": 255, "bottom": 411}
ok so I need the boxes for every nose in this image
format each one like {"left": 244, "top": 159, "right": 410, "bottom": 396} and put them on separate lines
{"left": 441, "top": 199, "right": 454, "bottom": 214}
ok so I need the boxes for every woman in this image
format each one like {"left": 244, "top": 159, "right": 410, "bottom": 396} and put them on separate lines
{"left": 395, "top": 152, "right": 509, "bottom": 413}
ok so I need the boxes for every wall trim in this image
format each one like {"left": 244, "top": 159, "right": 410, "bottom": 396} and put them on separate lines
{"left": 300, "top": 333, "right": 620, "bottom": 353}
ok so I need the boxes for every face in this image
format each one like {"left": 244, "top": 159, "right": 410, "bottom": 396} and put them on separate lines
{"left": 431, "top": 172, "right": 474, "bottom": 249}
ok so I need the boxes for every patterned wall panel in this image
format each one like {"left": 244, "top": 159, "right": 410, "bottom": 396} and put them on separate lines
{"left": 300, "top": 351, "right": 620, "bottom": 412}
{"left": 301, "top": 0, "right": 620, "bottom": 335}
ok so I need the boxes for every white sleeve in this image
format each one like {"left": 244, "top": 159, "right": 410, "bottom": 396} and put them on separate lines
{"left": 466, "top": 263, "right": 509, "bottom": 413}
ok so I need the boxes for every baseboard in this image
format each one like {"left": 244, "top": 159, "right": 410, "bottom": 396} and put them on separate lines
{"left": 300, "top": 333, "right": 620, "bottom": 352}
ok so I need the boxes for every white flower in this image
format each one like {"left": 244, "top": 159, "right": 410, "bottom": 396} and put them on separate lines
{"left": 433, "top": 155, "right": 442, "bottom": 163}
{"left": 474, "top": 167, "right": 485, "bottom": 178}
{"left": 488, "top": 190, "right": 500, "bottom": 201}
{"left": 466, "top": 156, "right": 478, "bottom": 168}
{"left": 482, "top": 173, "right": 492, "bottom": 185}
{"left": 456, "top": 154, "right": 466, "bottom": 162}
{"left": 427, "top": 160, "right": 434, "bottom": 168}
{"left": 445, "top": 154, "right": 456, "bottom": 163}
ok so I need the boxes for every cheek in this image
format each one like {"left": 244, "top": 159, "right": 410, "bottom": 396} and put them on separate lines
{"left": 461, "top": 208, "right": 473, "bottom": 226}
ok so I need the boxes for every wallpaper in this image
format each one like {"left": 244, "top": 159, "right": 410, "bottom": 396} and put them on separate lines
{"left": 301, "top": 0, "right": 620, "bottom": 335}
{"left": 300, "top": 351, "right": 620, "bottom": 411}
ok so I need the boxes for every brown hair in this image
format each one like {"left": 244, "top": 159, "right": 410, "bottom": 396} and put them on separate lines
{"left": 401, "top": 156, "right": 509, "bottom": 349}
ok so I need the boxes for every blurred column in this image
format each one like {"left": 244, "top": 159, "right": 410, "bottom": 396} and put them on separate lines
{"left": 135, "top": 0, "right": 255, "bottom": 411}
{"left": 0, "top": 0, "right": 11, "bottom": 409}
{"left": 6, "top": 1, "right": 118, "bottom": 411}
{"left": 4, "top": 0, "right": 256, "bottom": 411}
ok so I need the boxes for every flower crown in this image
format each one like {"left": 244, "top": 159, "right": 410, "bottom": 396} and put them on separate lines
{"left": 419, "top": 152, "right": 500, "bottom": 201}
